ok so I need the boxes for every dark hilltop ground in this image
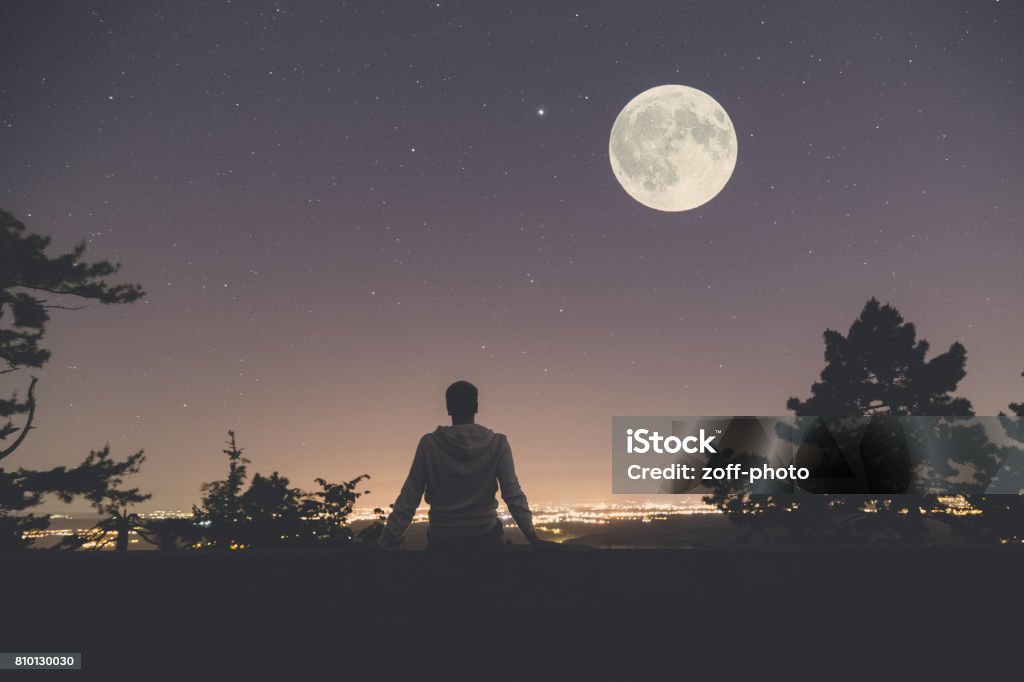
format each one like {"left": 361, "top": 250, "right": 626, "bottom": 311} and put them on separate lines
{"left": 3, "top": 544, "right": 1022, "bottom": 677}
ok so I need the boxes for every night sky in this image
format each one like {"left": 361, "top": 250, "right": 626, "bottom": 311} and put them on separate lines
{"left": 2, "top": 1, "right": 1022, "bottom": 511}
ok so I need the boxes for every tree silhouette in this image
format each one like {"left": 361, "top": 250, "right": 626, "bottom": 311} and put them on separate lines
{"left": 0, "top": 468, "right": 50, "bottom": 551}
{"left": 787, "top": 298, "right": 973, "bottom": 417}
{"left": 355, "top": 507, "right": 388, "bottom": 544}
{"left": 189, "top": 431, "right": 371, "bottom": 550}
{"left": 699, "top": 446, "right": 776, "bottom": 542}
{"left": 236, "top": 471, "right": 307, "bottom": 548}
{"left": 1009, "top": 369, "right": 1024, "bottom": 419}
{"left": 51, "top": 448, "right": 151, "bottom": 551}
{"left": 709, "top": 298, "right": 987, "bottom": 542}
{"left": 6, "top": 447, "right": 150, "bottom": 550}
{"left": 194, "top": 431, "right": 249, "bottom": 532}
{"left": 0, "top": 209, "right": 144, "bottom": 550}
{"left": 301, "top": 476, "right": 372, "bottom": 546}
{"left": 138, "top": 517, "right": 202, "bottom": 552}
{"left": 999, "top": 371, "right": 1024, "bottom": 484}
{"left": 954, "top": 369, "right": 1024, "bottom": 543}
{"left": 792, "top": 299, "right": 977, "bottom": 540}
{"left": 0, "top": 209, "right": 143, "bottom": 460}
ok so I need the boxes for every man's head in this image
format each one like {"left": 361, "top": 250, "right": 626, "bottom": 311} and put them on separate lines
{"left": 445, "top": 380, "right": 478, "bottom": 423}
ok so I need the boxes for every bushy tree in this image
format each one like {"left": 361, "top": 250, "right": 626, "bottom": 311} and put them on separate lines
{"left": 786, "top": 298, "right": 972, "bottom": 417}
{"left": 301, "top": 476, "right": 372, "bottom": 546}
{"left": 707, "top": 298, "right": 986, "bottom": 543}
{"left": 190, "top": 432, "right": 371, "bottom": 550}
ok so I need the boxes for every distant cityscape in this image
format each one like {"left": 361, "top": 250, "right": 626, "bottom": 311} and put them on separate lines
{"left": 22, "top": 500, "right": 718, "bottom": 548}
{"left": 22, "top": 497, "right": 982, "bottom": 549}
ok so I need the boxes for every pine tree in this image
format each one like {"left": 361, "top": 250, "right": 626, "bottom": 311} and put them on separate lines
{"left": 45, "top": 447, "right": 151, "bottom": 551}
{"left": 710, "top": 298, "right": 980, "bottom": 543}
{"left": 786, "top": 297, "right": 973, "bottom": 417}
{"left": 1, "top": 209, "right": 144, "bottom": 549}
{"left": 1, "top": 209, "right": 144, "bottom": 460}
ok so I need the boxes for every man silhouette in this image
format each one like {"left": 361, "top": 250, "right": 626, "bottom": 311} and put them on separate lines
{"left": 377, "top": 381, "right": 548, "bottom": 549}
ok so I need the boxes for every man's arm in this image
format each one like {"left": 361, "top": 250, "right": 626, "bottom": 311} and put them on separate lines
{"left": 377, "top": 440, "right": 427, "bottom": 548}
{"left": 495, "top": 436, "right": 544, "bottom": 546}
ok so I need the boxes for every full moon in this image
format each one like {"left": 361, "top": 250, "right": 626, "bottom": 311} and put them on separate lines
{"left": 609, "top": 84, "right": 738, "bottom": 212}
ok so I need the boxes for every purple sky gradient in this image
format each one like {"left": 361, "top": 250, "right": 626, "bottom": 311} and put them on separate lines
{"left": 1, "top": 1, "right": 1021, "bottom": 511}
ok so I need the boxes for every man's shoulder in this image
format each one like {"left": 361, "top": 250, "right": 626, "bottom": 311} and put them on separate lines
{"left": 469, "top": 423, "right": 508, "bottom": 442}
{"left": 416, "top": 425, "right": 510, "bottom": 445}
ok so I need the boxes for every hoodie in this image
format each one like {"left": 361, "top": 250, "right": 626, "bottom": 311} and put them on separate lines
{"left": 378, "top": 424, "right": 535, "bottom": 547}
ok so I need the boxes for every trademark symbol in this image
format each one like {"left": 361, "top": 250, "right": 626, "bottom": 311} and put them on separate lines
{"left": 716, "top": 429, "right": 722, "bottom": 434}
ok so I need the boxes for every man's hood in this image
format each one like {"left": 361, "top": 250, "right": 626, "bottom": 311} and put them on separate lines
{"left": 431, "top": 424, "right": 500, "bottom": 460}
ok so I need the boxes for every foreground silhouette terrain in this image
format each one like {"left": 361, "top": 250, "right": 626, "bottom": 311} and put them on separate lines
{"left": 3, "top": 546, "right": 1021, "bottom": 676}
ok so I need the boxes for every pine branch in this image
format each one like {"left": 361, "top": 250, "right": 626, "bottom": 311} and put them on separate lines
{"left": 0, "top": 376, "right": 37, "bottom": 461}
